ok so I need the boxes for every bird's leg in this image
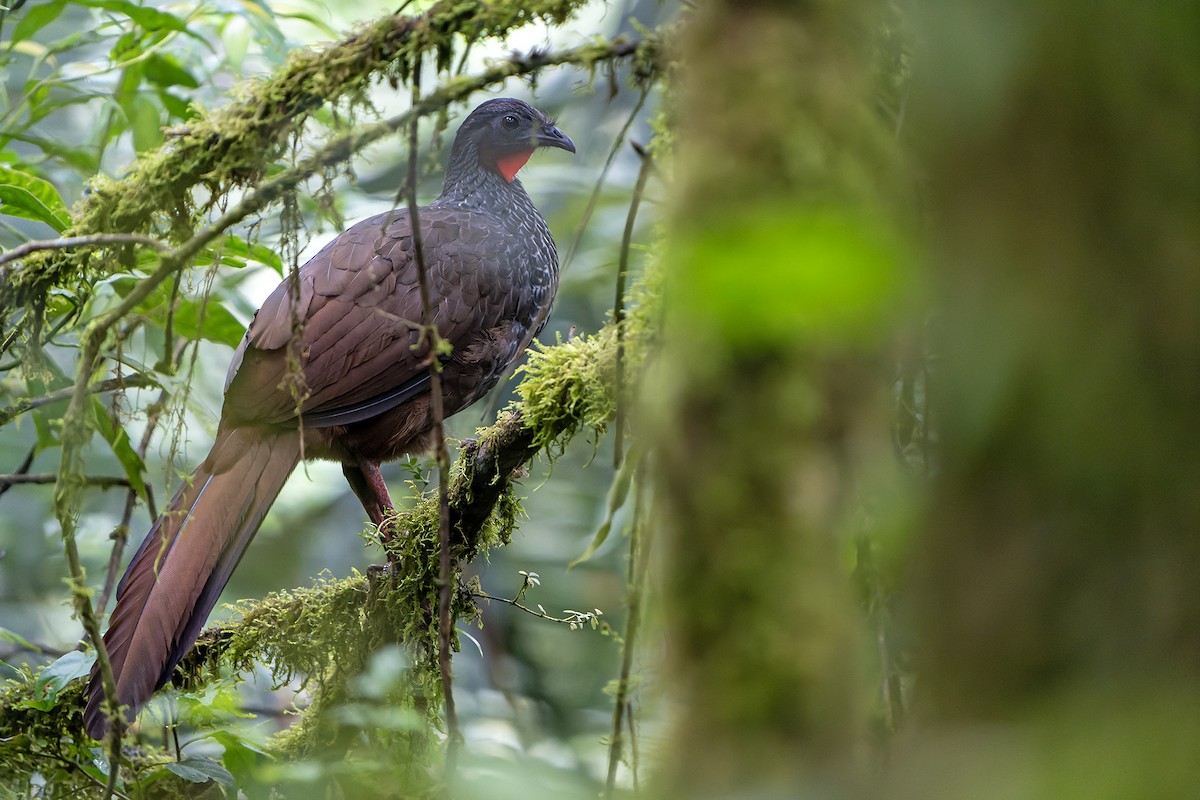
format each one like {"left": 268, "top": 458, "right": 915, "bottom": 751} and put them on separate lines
{"left": 342, "top": 458, "right": 399, "bottom": 561}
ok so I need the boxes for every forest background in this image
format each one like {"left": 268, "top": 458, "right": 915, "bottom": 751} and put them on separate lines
{"left": 0, "top": 0, "right": 1196, "bottom": 798}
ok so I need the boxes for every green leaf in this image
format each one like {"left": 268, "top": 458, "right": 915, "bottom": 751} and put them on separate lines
{"left": 0, "top": 165, "right": 70, "bottom": 231}
{"left": 569, "top": 447, "right": 639, "bottom": 569}
{"left": 11, "top": 0, "right": 68, "bottom": 43}
{"left": 21, "top": 651, "right": 95, "bottom": 711}
{"left": 0, "top": 627, "right": 38, "bottom": 652}
{"left": 32, "top": 408, "right": 61, "bottom": 449}
{"left": 209, "top": 729, "right": 271, "bottom": 782}
{"left": 91, "top": 396, "right": 149, "bottom": 503}
{"left": 164, "top": 757, "right": 235, "bottom": 790}
{"left": 78, "top": 0, "right": 191, "bottom": 34}
{"left": 30, "top": 118, "right": 108, "bottom": 171}
{"left": 128, "top": 94, "right": 162, "bottom": 153}
{"left": 173, "top": 298, "right": 246, "bottom": 348}
{"left": 143, "top": 53, "right": 199, "bottom": 89}
{"left": 217, "top": 235, "right": 285, "bottom": 275}
{"left": 109, "top": 30, "right": 141, "bottom": 62}
{"left": 157, "top": 89, "right": 196, "bottom": 122}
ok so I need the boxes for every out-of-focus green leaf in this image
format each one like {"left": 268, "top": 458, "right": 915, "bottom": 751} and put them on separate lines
{"left": 0, "top": 165, "right": 70, "bottom": 231}
{"left": 274, "top": 8, "right": 339, "bottom": 38}
{"left": 109, "top": 30, "right": 141, "bottom": 62}
{"left": 11, "top": 0, "right": 68, "bottom": 43}
{"left": 143, "top": 53, "right": 199, "bottom": 89}
{"left": 569, "top": 447, "right": 638, "bottom": 569}
{"left": 217, "top": 235, "right": 285, "bottom": 275}
{"left": 164, "top": 757, "right": 235, "bottom": 790}
{"left": 32, "top": 409, "right": 60, "bottom": 449}
{"left": 157, "top": 90, "right": 196, "bottom": 122}
{"left": 79, "top": 0, "right": 190, "bottom": 34}
{"left": 20, "top": 651, "right": 94, "bottom": 711}
{"left": 0, "top": 627, "right": 38, "bottom": 652}
{"left": 173, "top": 298, "right": 246, "bottom": 348}
{"left": 91, "top": 396, "right": 148, "bottom": 503}
{"left": 208, "top": 729, "right": 271, "bottom": 783}
{"left": 128, "top": 94, "right": 161, "bottom": 153}
{"left": 16, "top": 129, "right": 99, "bottom": 171}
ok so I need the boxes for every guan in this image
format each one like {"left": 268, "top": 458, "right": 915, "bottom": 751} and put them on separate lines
{"left": 83, "top": 98, "right": 575, "bottom": 739}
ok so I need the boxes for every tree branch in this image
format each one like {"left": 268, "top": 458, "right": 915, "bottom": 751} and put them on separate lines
{"left": 0, "top": 234, "right": 166, "bottom": 270}
{"left": 0, "top": 375, "right": 155, "bottom": 427}
{"left": 0, "top": 473, "right": 131, "bottom": 488}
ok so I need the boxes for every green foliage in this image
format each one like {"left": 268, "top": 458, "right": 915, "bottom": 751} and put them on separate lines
{"left": 0, "top": 165, "right": 71, "bottom": 232}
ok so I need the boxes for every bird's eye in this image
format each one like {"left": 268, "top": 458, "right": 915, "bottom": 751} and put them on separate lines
{"left": 501, "top": 114, "right": 519, "bottom": 130}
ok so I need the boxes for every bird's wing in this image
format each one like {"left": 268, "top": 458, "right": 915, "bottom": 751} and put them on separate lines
{"left": 222, "top": 207, "right": 530, "bottom": 428}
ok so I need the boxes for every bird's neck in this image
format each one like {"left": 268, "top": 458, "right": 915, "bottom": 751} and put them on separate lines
{"left": 436, "top": 141, "right": 543, "bottom": 226}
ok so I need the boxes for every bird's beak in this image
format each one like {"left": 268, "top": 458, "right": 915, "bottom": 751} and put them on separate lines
{"left": 536, "top": 123, "right": 576, "bottom": 154}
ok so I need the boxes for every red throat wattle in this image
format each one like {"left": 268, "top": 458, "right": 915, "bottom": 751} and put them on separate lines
{"left": 495, "top": 149, "right": 534, "bottom": 182}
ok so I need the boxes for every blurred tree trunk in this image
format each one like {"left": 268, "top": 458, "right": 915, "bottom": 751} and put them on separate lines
{"left": 896, "top": 1, "right": 1200, "bottom": 796}
{"left": 653, "top": 0, "right": 906, "bottom": 794}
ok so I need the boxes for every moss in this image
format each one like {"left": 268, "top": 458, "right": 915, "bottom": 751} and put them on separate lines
{"left": 0, "top": 673, "right": 180, "bottom": 796}
{"left": 516, "top": 253, "right": 661, "bottom": 451}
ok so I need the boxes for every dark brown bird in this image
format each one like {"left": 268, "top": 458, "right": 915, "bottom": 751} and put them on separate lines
{"left": 83, "top": 98, "right": 574, "bottom": 739}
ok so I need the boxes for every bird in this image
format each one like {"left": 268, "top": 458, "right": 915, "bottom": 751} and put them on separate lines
{"left": 83, "top": 98, "right": 575, "bottom": 739}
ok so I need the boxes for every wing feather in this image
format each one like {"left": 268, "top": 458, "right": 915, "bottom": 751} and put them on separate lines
{"left": 222, "top": 207, "right": 528, "bottom": 428}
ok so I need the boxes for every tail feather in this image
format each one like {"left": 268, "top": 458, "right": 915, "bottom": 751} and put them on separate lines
{"left": 84, "top": 427, "right": 300, "bottom": 739}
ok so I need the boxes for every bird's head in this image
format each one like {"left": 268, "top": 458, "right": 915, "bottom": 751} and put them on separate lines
{"left": 454, "top": 98, "right": 576, "bottom": 183}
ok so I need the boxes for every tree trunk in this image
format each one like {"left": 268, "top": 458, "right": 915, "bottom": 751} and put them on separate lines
{"left": 654, "top": 0, "right": 905, "bottom": 793}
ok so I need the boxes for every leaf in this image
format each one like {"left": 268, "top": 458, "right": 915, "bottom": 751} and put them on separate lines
{"left": 90, "top": 396, "right": 148, "bottom": 503}
{"left": 157, "top": 89, "right": 196, "bottom": 122}
{"left": 208, "top": 729, "right": 271, "bottom": 783}
{"left": 217, "top": 235, "right": 285, "bottom": 275}
{"left": 172, "top": 298, "right": 246, "bottom": 348}
{"left": 22, "top": 651, "right": 95, "bottom": 711}
{"left": 569, "top": 446, "right": 639, "bottom": 569}
{"left": 128, "top": 94, "right": 162, "bottom": 153}
{"left": 0, "top": 165, "right": 70, "bottom": 232}
{"left": 164, "top": 757, "right": 235, "bottom": 790}
{"left": 78, "top": 0, "right": 190, "bottom": 34}
{"left": 143, "top": 53, "right": 199, "bottom": 89}
{"left": 0, "top": 627, "right": 38, "bottom": 652}
{"left": 5, "top": 131, "right": 99, "bottom": 172}
{"left": 11, "top": 0, "right": 68, "bottom": 43}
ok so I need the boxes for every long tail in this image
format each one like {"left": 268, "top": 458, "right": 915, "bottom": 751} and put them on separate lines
{"left": 83, "top": 426, "right": 301, "bottom": 739}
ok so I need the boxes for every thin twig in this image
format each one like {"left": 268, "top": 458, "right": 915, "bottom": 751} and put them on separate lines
{"left": 99, "top": 385, "right": 168, "bottom": 615}
{"left": 604, "top": 460, "right": 650, "bottom": 798}
{"left": 159, "top": 269, "right": 183, "bottom": 374}
{"left": 0, "top": 374, "right": 155, "bottom": 427}
{"left": 0, "top": 473, "right": 131, "bottom": 488}
{"left": 404, "top": 60, "right": 460, "bottom": 780}
{"left": 612, "top": 142, "right": 653, "bottom": 467}
{"left": 0, "top": 444, "right": 36, "bottom": 497}
{"left": 472, "top": 590, "right": 605, "bottom": 628}
{"left": 0, "top": 233, "right": 166, "bottom": 270}
{"left": 562, "top": 88, "right": 648, "bottom": 274}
